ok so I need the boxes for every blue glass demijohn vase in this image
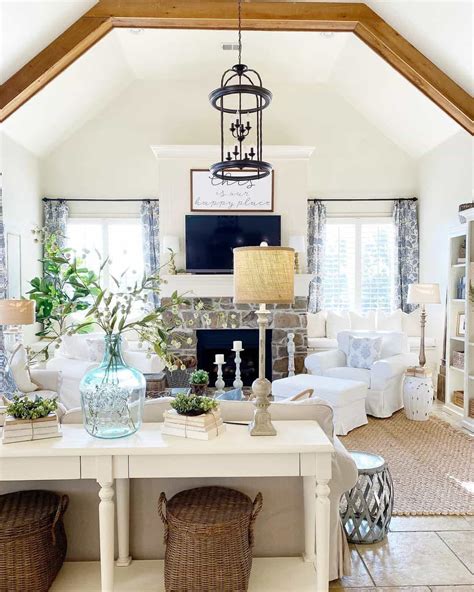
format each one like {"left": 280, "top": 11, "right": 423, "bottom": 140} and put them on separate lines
{"left": 80, "top": 334, "right": 145, "bottom": 438}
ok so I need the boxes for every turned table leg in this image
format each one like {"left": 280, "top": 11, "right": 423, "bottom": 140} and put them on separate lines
{"left": 97, "top": 457, "right": 115, "bottom": 592}
{"left": 116, "top": 478, "right": 132, "bottom": 567}
{"left": 303, "top": 476, "right": 316, "bottom": 563}
{"left": 315, "top": 453, "right": 332, "bottom": 592}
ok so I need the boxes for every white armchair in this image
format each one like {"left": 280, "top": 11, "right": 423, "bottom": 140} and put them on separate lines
{"left": 305, "top": 331, "right": 417, "bottom": 418}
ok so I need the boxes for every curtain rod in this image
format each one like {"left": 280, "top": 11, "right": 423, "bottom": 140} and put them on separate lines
{"left": 42, "top": 198, "right": 158, "bottom": 203}
{"left": 307, "top": 197, "right": 417, "bottom": 202}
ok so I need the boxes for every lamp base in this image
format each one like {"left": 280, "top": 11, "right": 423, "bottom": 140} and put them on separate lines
{"left": 249, "top": 377, "right": 276, "bottom": 436}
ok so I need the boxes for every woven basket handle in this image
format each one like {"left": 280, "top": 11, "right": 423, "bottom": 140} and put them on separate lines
{"left": 51, "top": 495, "right": 69, "bottom": 546}
{"left": 249, "top": 492, "right": 263, "bottom": 548}
{"left": 157, "top": 492, "right": 169, "bottom": 544}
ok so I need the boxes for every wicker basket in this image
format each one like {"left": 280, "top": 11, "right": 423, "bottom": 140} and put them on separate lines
{"left": 452, "top": 351, "right": 465, "bottom": 370}
{"left": 453, "top": 390, "right": 464, "bottom": 408}
{"left": 0, "top": 490, "right": 69, "bottom": 592}
{"left": 158, "top": 486, "right": 263, "bottom": 592}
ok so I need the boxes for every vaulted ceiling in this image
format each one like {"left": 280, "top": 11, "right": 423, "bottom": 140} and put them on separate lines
{"left": 0, "top": 1, "right": 472, "bottom": 159}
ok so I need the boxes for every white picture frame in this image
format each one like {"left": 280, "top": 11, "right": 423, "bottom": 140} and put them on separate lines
{"left": 190, "top": 169, "right": 274, "bottom": 212}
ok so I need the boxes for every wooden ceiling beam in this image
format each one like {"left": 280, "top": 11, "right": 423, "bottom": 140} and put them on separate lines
{"left": 0, "top": 1, "right": 472, "bottom": 133}
{"left": 0, "top": 16, "right": 112, "bottom": 121}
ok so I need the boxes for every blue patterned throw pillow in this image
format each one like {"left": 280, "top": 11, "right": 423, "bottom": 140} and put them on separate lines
{"left": 347, "top": 336, "right": 382, "bottom": 369}
{"left": 0, "top": 349, "right": 18, "bottom": 399}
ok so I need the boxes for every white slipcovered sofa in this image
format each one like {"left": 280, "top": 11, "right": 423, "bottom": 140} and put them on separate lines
{"left": 305, "top": 331, "right": 417, "bottom": 418}
{"left": 306, "top": 309, "right": 436, "bottom": 356}
{"left": 46, "top": 333, "right": 164, "bottom": 409}
{"left": 62, "top": 396, "right": 358, "bottom": 581}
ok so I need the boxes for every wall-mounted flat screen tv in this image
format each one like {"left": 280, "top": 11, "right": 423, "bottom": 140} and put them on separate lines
{"left": 185, "top": 215, "right": 281, "bottom": 273}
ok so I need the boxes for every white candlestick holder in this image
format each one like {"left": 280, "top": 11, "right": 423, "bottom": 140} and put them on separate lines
{"left": 287, "top": 333, "right": 295, "bottom": 377}
{"left": 215, "top": 361, "right": 225, "bottom": 395}
{"left": 232, "top": 348, "right": 244, "bottom": 390}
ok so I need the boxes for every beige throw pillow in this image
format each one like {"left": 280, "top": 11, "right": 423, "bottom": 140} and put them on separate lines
{"left": 306, "top": 311, "right": 327, "bottom": 338}
{"left": 349, "top": 311, "right": 376, "bottom": 331}
{"left": 326, "top": 311, "right": 351, "bottom": 339}
{"left": 376, "top": 309, "right": 403, "bottom": 332}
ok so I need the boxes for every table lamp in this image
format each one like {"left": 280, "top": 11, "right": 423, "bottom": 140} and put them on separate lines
{"left": 406, "top": 283, "right": 441, "bottom": 367}
{"left": 163, "top": 235, "right": 180, "bottom": 275}
{"left": 288, "top": 235, "right": 306, "bottom": 273}
{"left": 233, "top": 246, "right": 295, "bottom": 436}
{"left": 0, "top": 299, "right": 35, "bottom": 351}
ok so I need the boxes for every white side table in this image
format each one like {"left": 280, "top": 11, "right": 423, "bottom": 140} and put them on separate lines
{"left": 403, "top": 370, "right": 434, "bottom": 421}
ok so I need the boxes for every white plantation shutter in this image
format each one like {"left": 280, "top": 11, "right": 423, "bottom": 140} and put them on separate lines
{"left": 323, "top": 218, "right": 395, "bottom": 312}
{"left": 360, "top": 223, "right": 395, "bottom": 312}
{"left": 323, "top": 223, "right": 356, "bottom": 311}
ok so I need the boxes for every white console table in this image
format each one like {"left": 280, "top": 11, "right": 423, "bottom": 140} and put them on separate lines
{"left": 0, "top": 421, "right": 333, "bottom": 592}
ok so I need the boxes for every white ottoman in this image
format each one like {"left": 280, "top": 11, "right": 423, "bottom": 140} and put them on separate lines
{"left": 272, "top": 374, "right": 368, "bottom": 435}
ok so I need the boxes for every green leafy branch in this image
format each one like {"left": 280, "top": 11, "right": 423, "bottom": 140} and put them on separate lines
{"left": 6, "top": 394, "right": 58, "bottom": 420}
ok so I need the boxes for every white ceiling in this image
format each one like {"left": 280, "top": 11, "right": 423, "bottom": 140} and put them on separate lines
{"left": 0, "top": 1, "right": 470, "bottom": 158}
{"left": 2, "top": 31, "right": 132, "bottom": 154}
{"left": 0, "top": 0, "right": 97, "bottom": 84}
{"left": 117, "top": 28, "right": 350, "bottom": 86}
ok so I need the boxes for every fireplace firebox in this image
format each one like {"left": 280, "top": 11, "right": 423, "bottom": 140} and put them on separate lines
{"left": 196, "top": 329, "right": 272, "bottom": 387}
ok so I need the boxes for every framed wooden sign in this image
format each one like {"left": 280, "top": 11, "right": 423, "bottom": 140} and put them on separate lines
{"left": 190, "top": 169, "right": 274, "bottom": 212}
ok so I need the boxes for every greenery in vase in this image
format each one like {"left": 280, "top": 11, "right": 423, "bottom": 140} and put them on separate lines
{"left": 27, "top": 228, "right": 97, "bottom": 356}
{"left": 170, "top": 393, "right": 218, "bottom": 416}
{"left": 189, "top": 369, "right": 209, "bottom": 385}
{"left": 26, "top": 228, "right": 236, "bottom": 370}
{"left": 6, "top": 394, "right": 58, "bottom": 420}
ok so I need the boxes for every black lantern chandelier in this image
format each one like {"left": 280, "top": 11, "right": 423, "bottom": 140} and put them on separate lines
{"left": 209, "top": 0, "right": 272, "bottom": 182}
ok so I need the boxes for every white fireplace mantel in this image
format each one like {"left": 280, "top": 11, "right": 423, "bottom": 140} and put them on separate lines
{"left": 161, "top": 274, "right": 313, "bottom": 299}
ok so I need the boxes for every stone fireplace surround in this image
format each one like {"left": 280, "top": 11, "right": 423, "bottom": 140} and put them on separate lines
{"left": 163, "top": 296, "right": 308, "bottom": 381}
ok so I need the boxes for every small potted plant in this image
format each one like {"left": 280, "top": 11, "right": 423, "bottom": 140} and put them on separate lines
{"left": 162, "top": 393, "right": 224, "bottom": 440}
{"left": 171, "top": 392, "right": 217, "bottom": 416}
{"left": 189, "top": 369, "right": 210, "bottom": 396}
{"left": 3, "top": 395, "right": 61, "bottom": 444}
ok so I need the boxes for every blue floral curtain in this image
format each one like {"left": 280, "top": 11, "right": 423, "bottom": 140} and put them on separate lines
{"left": 140, "top": 200, "right": 160, "bottom": 307}
{"left": 307, "top": 200, "right": 326, "bottom": 312}
{"left": 0, "top": 186, "right": 18, "bottom": 397}
{"left": 393, "top": 199, "right": 419, "bottom": 312}
{"left": 44, "top": 200, "right": 69, "bottom": 247}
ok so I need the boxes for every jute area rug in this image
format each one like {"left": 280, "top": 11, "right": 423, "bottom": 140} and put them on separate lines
{"left": 339, "top": 411, "right": 473, "bottom": 516}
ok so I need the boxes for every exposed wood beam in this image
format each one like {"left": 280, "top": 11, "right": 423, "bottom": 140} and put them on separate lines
{"left": 0, "top": 1, "right": 472, "bottom": 134}
{"left": 0, "top": 17, "right": 112, "bottom": 121}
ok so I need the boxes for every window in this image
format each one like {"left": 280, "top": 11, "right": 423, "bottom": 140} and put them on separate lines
{"left": 66, "top": 218, "right": 144, "bottom": 291}
{"left": 323, "top": 218, "right": 395, "bottom": 312}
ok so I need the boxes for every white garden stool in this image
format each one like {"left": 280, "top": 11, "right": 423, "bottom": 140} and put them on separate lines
{"left": 403, "top": 371, "right": 434, "bottom": 421}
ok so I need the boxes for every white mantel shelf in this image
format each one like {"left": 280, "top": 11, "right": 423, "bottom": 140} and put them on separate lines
{"left": 161, "top": 274, "right": 313, "bottom": 299}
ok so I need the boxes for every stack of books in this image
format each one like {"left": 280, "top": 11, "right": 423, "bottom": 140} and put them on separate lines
{"left": 406, "top": 366, "right": 432, "bottom": 378}
{"left": 162, "top": 408, "right": 225, "bottom": 440}
{"left": 2, "top": 413, "right": 62, "bottom": 444}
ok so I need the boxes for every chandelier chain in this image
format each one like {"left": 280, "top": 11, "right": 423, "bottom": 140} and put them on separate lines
{"left": 238, "top": 0, "right": 242, "bottom": 65}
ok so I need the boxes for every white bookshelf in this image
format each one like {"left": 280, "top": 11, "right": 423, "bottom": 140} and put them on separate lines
{"left": 446, "top": 217, "right": 474, "bottom": 432}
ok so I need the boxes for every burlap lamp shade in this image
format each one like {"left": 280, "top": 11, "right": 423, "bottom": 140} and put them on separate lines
{"left": 233, "top": 246, "right": 295, "bottom": 305}
{"left": 0, "top": 300, "right": 35, "bottom": 325}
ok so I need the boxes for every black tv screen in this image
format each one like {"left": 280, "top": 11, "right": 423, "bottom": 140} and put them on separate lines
{"left": 185, "top": 215, "right": 281, "bottom": 273}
